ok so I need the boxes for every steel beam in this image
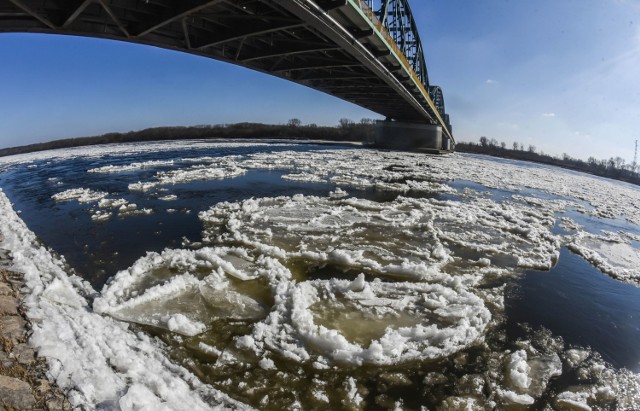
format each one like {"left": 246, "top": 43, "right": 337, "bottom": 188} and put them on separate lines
{"left": 7, "top": 0, "right": 55, "bottom": 29}
{"left": 135, "top": 0, "right": 226, "bottom": 37}
{"left": 196, "top": 23, "right": 306, "bottom": 49}
{"left": 240, "top": 46, "right": 340, "bottom": 62}
{"left": 62, "top": 0, "right": 94, "bottom": 28}
{"left": 98, "top": 0, "right": 130, "bottom": 37}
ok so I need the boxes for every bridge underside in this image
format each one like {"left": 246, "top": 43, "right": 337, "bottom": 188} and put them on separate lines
{"left": 0, "top": 0, "right": 453, "bottom": 144}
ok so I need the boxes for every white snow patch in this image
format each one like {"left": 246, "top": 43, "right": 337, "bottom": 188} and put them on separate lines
{"left": 88, "top": 160, "right": 175, "bottom": 174}
{"left": 499, "top": 389, "right": 535, "bottom": 405}
{"left": 0, "top": 189, "right": 251, "bottom": 410}
{"left": 507, "top": 350, "right": 531, "bottom": 391}
{"left": 556, "top": 391, "right": 592, "bottom": 410}
{"left": 251, "top": 277, "right": 490, "bottom": 365}
{"left": 52, "top": 188, "right": 108, "bottom": 204}
{"left": 258, "top": 358, "right": 276, "bottom": 370}
{"left": 569, "top": 231, "right": 640, "bottom": 284}
{"left": 128, "top": 161, "right": 246, "bottom": 192}
{"left": 167, "top": 313, "right": 207, "bottom": 336}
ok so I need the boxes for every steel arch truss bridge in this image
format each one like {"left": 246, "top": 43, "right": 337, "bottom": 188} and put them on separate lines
{"left": 0, "top": 0, "right": 453, "bottom": 144}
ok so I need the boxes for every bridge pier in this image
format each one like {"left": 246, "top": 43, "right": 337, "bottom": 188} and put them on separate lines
{"left": 373, "top": 121, "right": 452, "bottom": 152}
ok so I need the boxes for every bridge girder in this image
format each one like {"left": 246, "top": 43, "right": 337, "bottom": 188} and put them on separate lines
{"left": 365, "top": 0, "right": 428, "bottom": 87}
{"left": 0, "top": 0, "right": 453, "bottom": 143}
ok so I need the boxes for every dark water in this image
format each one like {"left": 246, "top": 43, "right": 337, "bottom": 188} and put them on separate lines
{"left": 1, "top": 143, "right": 639, "bottom": 379}
{"left": 0, "top": 143, "right": 338, "bottom": 286}
{"left": 506, "top": 247, "right": 640, "bottom": 372}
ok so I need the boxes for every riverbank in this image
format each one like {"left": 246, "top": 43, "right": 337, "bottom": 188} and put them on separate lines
{"left": 0, "top": 242, "right": 71, "bottom": 411}
{"left": 0, "top": 122, "right": 374, "bottom": 158}
{"left": 456, "top": 141, "right": 640, "bottom": 187}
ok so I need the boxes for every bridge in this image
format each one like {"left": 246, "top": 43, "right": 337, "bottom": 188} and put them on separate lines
{"left": 0, "top": 0, "right": 454, "bottom": 151}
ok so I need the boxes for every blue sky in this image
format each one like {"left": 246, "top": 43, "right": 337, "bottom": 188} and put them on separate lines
{"left": 0, "top": 1, "right": 638, "bottom": 161}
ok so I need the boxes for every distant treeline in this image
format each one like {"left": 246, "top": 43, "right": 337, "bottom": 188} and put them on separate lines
{"left": 457, "top": 137, "right": 640, "bottom": 186}
{"left": 0, "top": 118, "right": 375, "bottom": 157}
{"left": 5, "top": 122, "right": 638, "bottom": 187}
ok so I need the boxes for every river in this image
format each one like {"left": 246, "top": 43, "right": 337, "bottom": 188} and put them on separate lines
{"left": 0, "top": 140, "right": 638, "bottom": 410}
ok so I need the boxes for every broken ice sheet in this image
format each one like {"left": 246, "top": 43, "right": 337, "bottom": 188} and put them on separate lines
{"left": 200, "top": 193, "right": 561, "bottom": 284}
{"left": 95, "top": 247, "right": 272, "bottom": 336}
{"left": 569, "top": 231, "right": 640, "bottom": 284}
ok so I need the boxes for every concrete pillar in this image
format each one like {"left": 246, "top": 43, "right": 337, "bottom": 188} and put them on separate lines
{"left": 373, "top": 121, "right": 447, "bottom": 152}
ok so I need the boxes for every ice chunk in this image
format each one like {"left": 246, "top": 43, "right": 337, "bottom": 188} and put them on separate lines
{"left": 0, "top": 189, "right": 248, "bottom": 410}
{"left": 158, "top": 194, "right": 178, "bottom": 201}
{"left": 167, "top": 313, "right": 206, "bottom": 336}
{"left": 88, "top": 160, "right": 175, "bottom": 174}
{"left": 499, "top": 389, "right": 535, "bottom": 405}
{"left": 42, "top": 278, "right": 87, "bottom": 308}
{"left": 565, "top": 349, "right": 590, "bottom": 368}
{"left": 95, "top": 247, "right": 263, "bottom": 314}
{"left": 281, "top": 173, "right": 327, "bottom": 183}
{"left": 555, "top": 391, "right": 592, "bottom": 411}
{"left": 506, "top": 350, "right": 531, "bottom": 391}
{"left": 258, "top": 358, "right": 275, "bottom": 370}
{"left": 128, "top": 162, "right": 246, "bottom": 192}
{"left": 91, "top": 210, "right": 112, "bottom": 221}
{"left": 569, "top": 232, "right": 640, "bottom": 284}
{"left": 251, "top": 278, "right": 490, "bottom": 365}
{"left": 52, "top": 188, "right": 108, "bottom": 203}
{"left": 199, "top": 284, "right": 265, "bottom": 320}
{"left": 98, "top": 198, "right": 129, "bottom": 209}
{"left": 347, "top": 273, "right": 366, "bottom": 292}
{"left": 200, "top": 193, "right": 560, "bottom": 282}
{"left": 119, "top": 384, "right": 172, "bottom": 411}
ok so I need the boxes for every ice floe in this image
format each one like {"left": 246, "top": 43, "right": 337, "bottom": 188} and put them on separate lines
{"left": 88, "top": 159, "right": 176, "bottom": 173}
{"left": 2, "top": 141, "right": 640, "bottom": 409}
{"left": 200, "top": 193, "right": 560, "bottom": 282}
{"left": 0, "top": 139, "right": 283, "bottom": 170}
{"left": 241, "top": 149, "right": 640, "bottom": 227}
{"left": 129, "top": 163, "right": 246, "bottom": 191}
{"left": 94, "top": 247, "right": 271, "bottom": 335}
{"left": 52, "top": 187, "right": 108, "bottom": 203}
{"left": 569, "top": 231, "right": 640, "bottom": 284}
{"left": 253, "top": 277, "right": 490, "bottom": 365}
{"left": 0, "top": 189, "right": 250, "bottom": 410}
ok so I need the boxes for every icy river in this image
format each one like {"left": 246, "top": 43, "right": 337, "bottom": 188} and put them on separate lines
{"left": 0, "top": 140, "right": 639, "bottom": 410}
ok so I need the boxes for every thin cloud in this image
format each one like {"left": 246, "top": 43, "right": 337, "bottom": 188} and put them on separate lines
{"left": 574, "top": 131, "right": 593, "bottom": 140}
{"left": 542, "top": 112, "right": 556, "bottom": 117}
{"left": 497, "top": 122, "right": 520, "bottom": 131}
{"left": 485, "top": 79, "right": 498, "bottom": 84}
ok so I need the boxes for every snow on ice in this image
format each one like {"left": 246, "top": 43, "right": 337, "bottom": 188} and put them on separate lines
{"left": 2, "top": 141, "right": 640, "bottom": 409}
{"left": 0, "top": 189, "right": 250, "bottom": 410}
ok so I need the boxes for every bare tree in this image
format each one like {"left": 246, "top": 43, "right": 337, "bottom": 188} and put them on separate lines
{"left": 287, "top": 118, "right": 302, "bottom": 127}
{"left": 339, "top": 118, "right": 355, "bottom": 129}
{"left": 613, "top": 157, "right": 625, "bottom": 169}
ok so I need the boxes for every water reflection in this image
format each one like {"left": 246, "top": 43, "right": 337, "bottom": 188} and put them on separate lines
{"left": 506, "top": 247, "right": 640, "bottom": 371}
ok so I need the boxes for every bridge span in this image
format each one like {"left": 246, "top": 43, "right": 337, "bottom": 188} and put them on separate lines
{"left": 0, "top": 0, "right": 454, "bottom": 150}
